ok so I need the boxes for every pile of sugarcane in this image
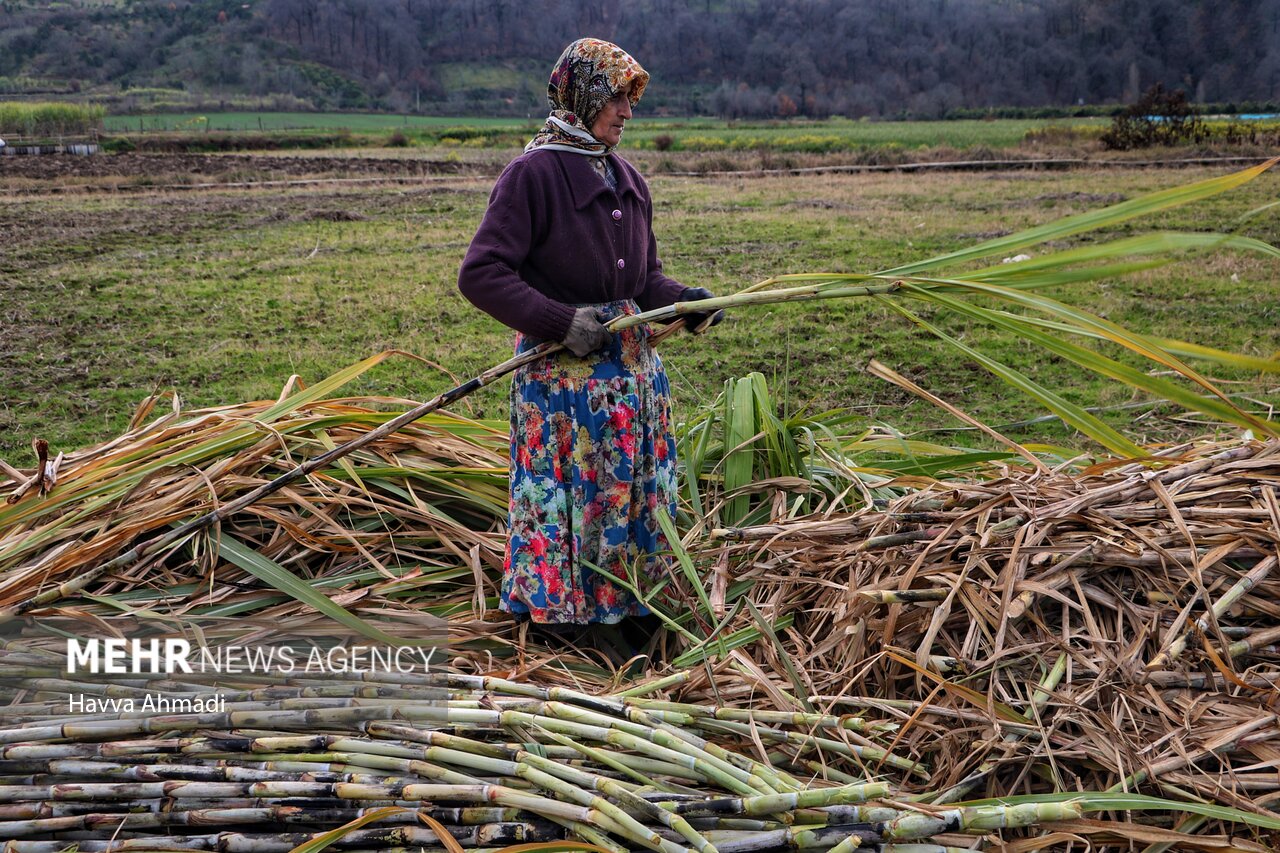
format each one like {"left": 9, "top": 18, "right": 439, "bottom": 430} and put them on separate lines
{"left": 680, "top": 437, "right": 1280, "bottom": 817}
{"left": 0, "top": 657, "right": 1118, "bottom": 853}
{"left": 0, "top": 371, "right": 512, "bottom": 635}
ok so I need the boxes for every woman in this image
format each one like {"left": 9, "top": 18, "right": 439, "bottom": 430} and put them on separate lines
{"left": 458, "top": 38, "right": 721, "bottom": 627}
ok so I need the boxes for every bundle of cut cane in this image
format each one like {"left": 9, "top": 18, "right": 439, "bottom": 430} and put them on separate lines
{"left": 3, "top": 662, "right": 1275, "bottom": 853}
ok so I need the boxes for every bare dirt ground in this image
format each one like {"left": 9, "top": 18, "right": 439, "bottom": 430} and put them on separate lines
{"left": 0, "top": 179, "right": 484, "bottom": 277}
{"left": 0, "top": 151, "right": 493, "bottom": 186}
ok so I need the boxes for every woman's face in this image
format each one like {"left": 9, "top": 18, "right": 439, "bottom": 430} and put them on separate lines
{"left": 590, "top": 90, "right": 633, "bottom": 147}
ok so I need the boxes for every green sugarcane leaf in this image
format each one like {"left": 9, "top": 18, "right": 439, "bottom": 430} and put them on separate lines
{"left": 903, "top": 279, "right": 1258, "bottom": 419}
{"left": 217, "top": 534, "right": 417, "bottom": 646}
{"left": 880, "top": 156, "right": 1279, "bottom": 275}
{"left": 655, "top": 508, "right": 718, "bottom": 635}
{"left": 676, "top": 408, "right": 715, "bottom": 519}
{"left": 879, "top": 298, "right": 1147, "bottom": 457}
{"left": 990, "top": 311, "right": 1280, "bottom": 373}
{"left": 906, "top": 285, "right": 1274, "bottom": 435}
{"left": 957, "top": 231, "right": 1280, "bottom": 282}
{"left": 672, "top": 613, "right": 796, "bottom": 668}
{"left": 722, "top": 375, "right": 758, "bottom": 524}
{"left": 871, "top": 451, "right": 1017, "bottom": 477}
{"left": 957, "top": 791, "right": 1280, "bottom": 832}
{"left": 258, "top": 350, "right": 413, "bottom": 423}
{"left": 751, "top": 373, "right": 804, "bottom": 480}
{"left": 745, "top": 598, "right": 812, "bottom": 712}
{"left": 314, "top": 429, "right": 369, "bottom": 495}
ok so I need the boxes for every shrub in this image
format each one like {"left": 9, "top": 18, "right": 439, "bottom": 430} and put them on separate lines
{"left": 101, "top": 136, "right": 136, "bottom": 153}
{"left": 1100, "top": 84, "right": 1206, "bottom": 150}
{"left": 653, "top": 133, "right": 674, "bottom": 151}
{"left": 386, "top": 130, "right": 410, "bottom": 147}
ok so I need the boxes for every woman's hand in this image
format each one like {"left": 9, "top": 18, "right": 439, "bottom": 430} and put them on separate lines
{"left": 562, "top": 307, "right": 613, "bottom": 356}
{"left": 681, "top": 287, "right": 726, "bottom": 333}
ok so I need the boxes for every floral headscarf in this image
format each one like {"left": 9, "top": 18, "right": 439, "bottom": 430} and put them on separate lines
{"left": 525, "top": 38, "right": 649, "bottom": 156}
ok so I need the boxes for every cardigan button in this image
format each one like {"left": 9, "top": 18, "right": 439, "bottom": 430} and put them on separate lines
{"left": 616, "top": 258, "right": 625, "bottom": 270}
{"left": 611, "top": 209, "right": 622, "bottom": 221}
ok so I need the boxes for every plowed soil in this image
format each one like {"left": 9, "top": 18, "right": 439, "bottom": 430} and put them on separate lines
{"left": 0, "top": 152, "right": 488, "bottom": 186}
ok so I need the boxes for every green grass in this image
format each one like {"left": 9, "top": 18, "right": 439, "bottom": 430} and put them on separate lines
{"left": 627, "top": 117, "right": 1107, "bottom": 151}
{"left": 101, "top": 112, "right": 1106, "bottom": 151}
{"left": 435, "top": 60, "right": 544, "bottom": 92}
{"left": 2, "top": 162, "right": 1277, "bottom": 466}
{"left": 102, "top": 112, "right": 540, "bottom": 133}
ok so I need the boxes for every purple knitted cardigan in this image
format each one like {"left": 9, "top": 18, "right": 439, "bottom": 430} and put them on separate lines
{"left": 457, "top": 149, "right": 691, "bottom": 342}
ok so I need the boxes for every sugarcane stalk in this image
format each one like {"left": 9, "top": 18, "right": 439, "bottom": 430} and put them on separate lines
{"left": 0, "top": 822, "right": 557, "bottom": 851}
{"left": 0, "top": 810, "right": 554, "bottom": 840}
{"left": 927, "top": 651, "right": 1067, "bottom": 804}
{"left": 364, "top": 724, "right": 581, "bottom": 762}
{"left": 611, "top": 278, "right": 902, "bottom": 332}
{"left": 880, "top": 800, "right": 1083, "bottom": 839}
{"left": 1226, "top": 623, "right": 1280, "bottom": 658}
{"left": 481, "top": 708, "right": 746, "bottom": 793}
{"left": 653, "top": 783, "right": 888, "bottom": 818}
{"left": 532, "top": 704, "right": 772, "bottom": 796}
{"left": 0, "top": 798, "right": 421, "bottom": 817}
{"left": 588, "top": 702, "right": 804, "bottom": 793}
{"left": 443, "top": 673, "right": 628, "bottom": 717}
{"left": 612, "top": 672, "right": 692, "bottom": 698}
{"left": 331, "top": 736, "right": 523, "bottom": 777}
{"left": 621, "top": 699, "right": 889, "bottom": 735}
{"left": 366, "top": 721, "right": 700, "bottom": 784}
{"left": 805, "top": 805, "right": 901, "bottom": 826}
{"left": 1147, "top": 554, "right": 1278, "bottom": 669}
{"left": 253, "top": 750, "right": 491, "bottom": 785}
{"left": 656, "top": 822, "right": 892, "bottom": 853}
{"left": 531, "top": 723, "right": 673, "bottom": 790}
{"left": 514, "top": 761, "right": 690, "bottom": 853}
{"left": 795, "top": 760, "right": 867, "bottom": 786}
{"left": 644, "top": 709, "right": 892, "bottom": 766}
{"left": 858, "top": 589, "right": 950, "bottom": 604}
{"left": 688, "top": 718, "right": 926, "bottom": 778}
{"left": 517, "top": 749, "right": 717, "bottom": 853}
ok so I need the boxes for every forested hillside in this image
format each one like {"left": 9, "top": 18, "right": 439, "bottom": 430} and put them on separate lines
{"left": 2, "top": 0, "right": 1278, "bottom": 117}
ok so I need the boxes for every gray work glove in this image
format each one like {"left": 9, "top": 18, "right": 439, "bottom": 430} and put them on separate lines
{"left": 561, "top": 307, "right": 612, "bottom": 357}
{"left": 681, "top": 287, "right": 726, "bottom": 333}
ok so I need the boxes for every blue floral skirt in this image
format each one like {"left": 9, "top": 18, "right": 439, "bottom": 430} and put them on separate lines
{"left": 502, "top": 300, "right": 678, "bottom": 624}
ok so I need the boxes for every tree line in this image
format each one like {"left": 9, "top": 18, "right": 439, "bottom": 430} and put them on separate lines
{"left": 1, "top": 0, "right": 1277, "bottom": 118}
